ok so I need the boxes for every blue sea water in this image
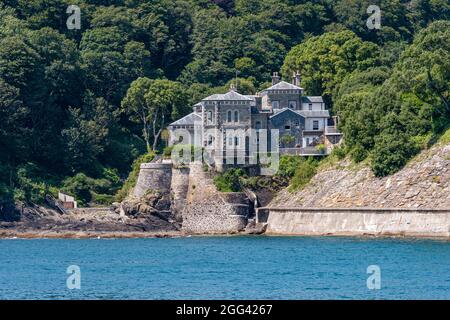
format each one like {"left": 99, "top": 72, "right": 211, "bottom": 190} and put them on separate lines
{"left": 0, "top": 236, "right": 448, "bottom": 300}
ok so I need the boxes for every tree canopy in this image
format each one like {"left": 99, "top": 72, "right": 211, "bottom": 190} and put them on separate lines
{"left": 0, "top": 0, "right": 448, "bottom": 204}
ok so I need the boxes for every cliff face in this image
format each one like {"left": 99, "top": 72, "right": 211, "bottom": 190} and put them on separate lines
{"left": 270, "top": 139, "right": 450, "bottom": 209}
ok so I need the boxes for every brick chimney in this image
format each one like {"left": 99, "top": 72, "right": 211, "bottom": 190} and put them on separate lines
{"left": 271, "top": 72, "right": 280, "bottom": 85}
{"left": 294, "top": 71, "right": 301, "bottom": 86}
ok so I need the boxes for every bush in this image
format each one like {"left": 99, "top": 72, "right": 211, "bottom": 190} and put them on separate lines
{"left": 115, "top": 152, "right": 155, "bottom": 201}
{"left": 277, "top": 155, "right": 302, "bottom": 178}
{"left": 61, "top": 173, "right": 96, "bottom": 206}
{"left": 316, "top": 144, "right": 326, "bottom": 154}
{"left": 214, "top": 168, "right": 245, "bottom": 192}
{"left": 371, "top": 132, "right": 417, "bottom": 177}
{"left": 350, "top": 144, "right": 368, "bottom": 163}
{"left": 14, "top": 163, "right": 59, "bottom": 203}
{"left": 288, "top": 158, "right": 318, "bottom": 192}
{"left": 92, "top": 193, "right": 115, "bottom": 205}
{"left": 163, "top": 146, "right": 173, "bottom": 158}
{"left": 331, "top": 146, "right": 346, "bottom": 160}
{"left": 280, "top": 134, "right": 295, "bottom": 147}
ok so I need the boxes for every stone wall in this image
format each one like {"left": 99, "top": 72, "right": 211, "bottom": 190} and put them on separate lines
{"left": 181, "top": 162, "right": 249, "bottom": 233}
{"left": 263, "top": 207, "right": 450, "bottom": 238}
{"left": 133, "top": 163, "right": 172, "bottom": 199}
{"left": 171, "top": 166, "right": 190, "bottom": 222}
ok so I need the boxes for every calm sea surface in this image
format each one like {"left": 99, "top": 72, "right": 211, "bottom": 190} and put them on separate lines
{"left": 0, "top": 236, "right": 448, "bottom": 299}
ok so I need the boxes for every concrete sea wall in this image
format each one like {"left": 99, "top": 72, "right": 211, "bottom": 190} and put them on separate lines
{"left": 259, "top": 207, "right": 450, "bottom": 238}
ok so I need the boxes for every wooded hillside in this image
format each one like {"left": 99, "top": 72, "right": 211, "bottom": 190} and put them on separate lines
{"left": 0, "top": 0, "right": 448, "bottom": 205}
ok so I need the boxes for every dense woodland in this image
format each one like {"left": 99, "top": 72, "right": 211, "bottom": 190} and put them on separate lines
{"left": 0, "top": 0, "right": 449, "bottom": 205}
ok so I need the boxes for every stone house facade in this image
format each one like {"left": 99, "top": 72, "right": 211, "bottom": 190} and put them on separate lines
{"left": 168, "top": 72, "right": 342, "bottom": 170}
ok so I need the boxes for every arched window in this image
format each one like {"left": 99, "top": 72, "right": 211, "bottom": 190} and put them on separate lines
{"left": 234, "top": 110, "right": 239, "bottom": 122}
{"left": 255, "top": 121, "right": 261, "bottom": 130}
{"left": 227, "top": 110, "right": 232, "bottom": 122}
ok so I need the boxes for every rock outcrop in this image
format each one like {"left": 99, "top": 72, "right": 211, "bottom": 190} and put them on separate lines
{"left": 271, "top": 140, "right": 450, "bottom": 209}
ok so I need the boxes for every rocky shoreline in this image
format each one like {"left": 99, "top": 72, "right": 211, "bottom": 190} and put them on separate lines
{"left": 0, "top": 201, "right": 266, "bottom": 239}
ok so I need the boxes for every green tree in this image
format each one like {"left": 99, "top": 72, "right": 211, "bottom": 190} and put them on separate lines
{"left": 282, "top": 31, "right": 380, "bottom": 106}
{"left": 122, "top": 78, "right": 189, "bottom": 151}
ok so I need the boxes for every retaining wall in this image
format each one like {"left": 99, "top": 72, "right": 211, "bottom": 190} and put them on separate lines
{"left": 133, "top": 163, "right": 172, "bottom": 199}
{"left": 260, "top": 207, "right": 450, "bottom": 238}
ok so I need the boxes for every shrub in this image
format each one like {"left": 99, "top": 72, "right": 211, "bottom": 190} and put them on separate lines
{"left": 277, "top": 155, "right": 301, "bottom": 178}
{"left": 61, "top": 173, "right": 96, "bottom": 206}
{"left": 288, "top": 158, "right": 318, "bottom": 192}
{"left": 410, "top": 133, "right": 433, "bottom": 150}
{"left": 115, "top": 152, "right": 155, "bottom": 201}
{"left": 92, "top": 193, "right": 115, "bottom": 205}
{"left": 214, "top": 168, "right": 245, "bottom": 192}
{"left": 331, "top": 146, "right": 346, "bottom": 160}
{"left": 280, "top": 134, "right": 295, "bottom": 147}
{"left": 163, "top": 146, "right": 173, "bottom": 158}
{"left": 316, "top": 144, "right": 326, "bottom": 154}
{"left": 371, "top": 131, "right": 417, "bottom": 177}
{"left": 350, "top": 144, "right": 368, "bottom": 163}
{"left": 14, "top": 163, "right": 59, "bottom": 203}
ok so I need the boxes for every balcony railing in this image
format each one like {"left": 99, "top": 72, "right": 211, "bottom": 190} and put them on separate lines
{"left": 325, "top": 126, "right": 341, "bottom": 134}
{"left": 279, "top": 147, "right": 327, "bottom": 156}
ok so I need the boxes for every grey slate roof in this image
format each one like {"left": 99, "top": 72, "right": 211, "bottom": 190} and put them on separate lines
{"left": 302, "top": 96, "right": 324, "bottom": 103}
{"left": 270, "top": 108, "right": 304, "bottom": 119}
{"left": 168, "top": 112, "right": 201, "bottom": 126}
{"left": 297, "top": 110, "right": 330, "bottom": 117}
{"left": 270, "top": 108, "right": 330, "bottom": 118}
{"left": 202, "top": 90, "right": 253, "bottom": 101}
{"left": 264, "top": 81, "right": 303, "bottom": 91}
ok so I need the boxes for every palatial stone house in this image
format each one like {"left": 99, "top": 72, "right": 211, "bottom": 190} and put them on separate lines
{"left": 168, "top": 72, "right": 342, "bottom": 171}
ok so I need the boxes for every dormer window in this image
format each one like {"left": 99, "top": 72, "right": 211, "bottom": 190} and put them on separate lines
{"left": 309, "top": 103, "right": 313, "bottom": 111}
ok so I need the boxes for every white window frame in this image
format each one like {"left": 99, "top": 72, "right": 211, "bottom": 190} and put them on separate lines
{"left": 313, "top": 120, "right": 319, "bottom": 130}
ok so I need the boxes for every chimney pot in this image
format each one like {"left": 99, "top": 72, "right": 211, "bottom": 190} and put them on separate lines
{"left": 295, "top": 70, "right": 301, "bottom": 86}
{"left": 271, "top": 71, "right": 280, "bottom": 85}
